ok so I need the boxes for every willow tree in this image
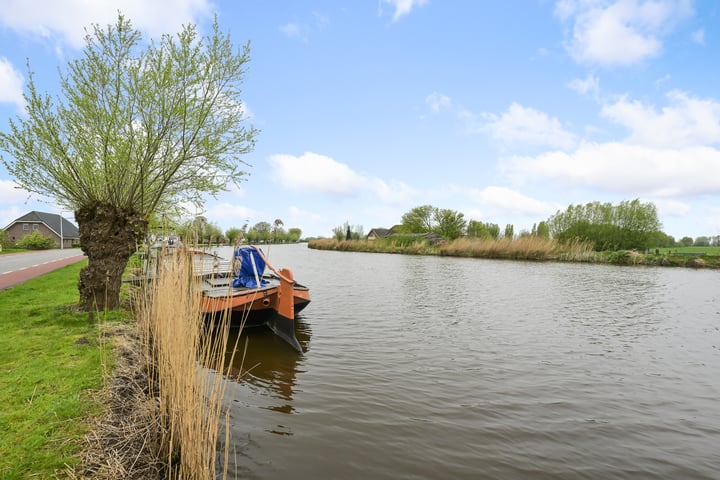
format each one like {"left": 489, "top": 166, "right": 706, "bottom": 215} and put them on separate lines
{"left": 547, "top": 199, "right": 661, "bottom": 251}
{"left": 0, "top": 15, "right": 257, "bottom": 310}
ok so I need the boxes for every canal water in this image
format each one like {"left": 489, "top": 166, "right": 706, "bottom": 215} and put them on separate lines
{"left": 210, "top": 243, "right": 719, "bottom": 479}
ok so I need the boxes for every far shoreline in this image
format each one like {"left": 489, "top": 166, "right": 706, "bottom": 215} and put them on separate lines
{"left": 307, "top": 237, "right": 720, "bottom": 270}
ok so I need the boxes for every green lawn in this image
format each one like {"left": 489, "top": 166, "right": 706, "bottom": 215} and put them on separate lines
{"left": 0, "top": 248, "right": 28, "bottom": 255}
{"left": 655, "top": 246, "right": 720, "bottom": 256}
{"left": 0, "top": 261, "right": 128, "bottom": 479}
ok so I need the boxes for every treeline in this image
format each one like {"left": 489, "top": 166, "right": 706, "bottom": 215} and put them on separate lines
{"left": 167, "top": 216, "right": 302, "bottom": 245}
{"left": 547, "top": 199, "right": 661, "bottom": 251}
{"left": 331, "top": 221, "right": 365, "bottom": 241}
{"left": 241, "top": 220, "right": 302, "bottom": 244}
{"left": 357, "top": 199, "right": 711, "bottom": 252}
{"left": 387, "top": 205, "right": 551, "bottom": 243}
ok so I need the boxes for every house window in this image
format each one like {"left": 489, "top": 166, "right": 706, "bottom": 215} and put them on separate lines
{"left": 33, "top": 224, "right": 39, "bottom": 230}
{"left": 23, "top": 223, "right": 29, "bottom": 230}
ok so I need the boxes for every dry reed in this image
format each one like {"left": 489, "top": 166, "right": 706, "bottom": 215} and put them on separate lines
{"left": 556, "top": 238, "right": 599, "bottom": 262}
{"left": 310, "top": 235, "right": 598, "bottom": 262}
{"left": 137, "top": 249, "right": 235, "bottom": 479}
{"left": 440, "top": 236, "right": 562, "bottom": 259}
{"left": 74, "top": 249, "right": 237, "bottom": 479}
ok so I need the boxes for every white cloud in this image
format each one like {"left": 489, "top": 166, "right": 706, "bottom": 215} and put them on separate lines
{"left": 0, "top": 179, "right": 32, "bottom": 204}
{"left": 280, "top": 23, "right": 303, "bottom": 38}
{"left": 601, "top": 90, "right": 720, "bottom": 148}
{"left": 0, "top": 57, "right": 25, "bottom": 112}
{"left": 0, "top": 0, "right": 213, "bottom": 50}
{"left": 478, "top": 103, "right": 578, "bottom": 150}
{"left": 0, "top": 182, "right": 54, "bottom": 230}
{"left": 655, "top": 73, "right": 672, "bottom": 88}
{"left": 204, "top": 203, "right": 258, "bottom": 228}
{"left": 369, "top": 178, "right": 417, "bottom": 206}
{"left": 691, "top": 28, "right": 704, "bottom": 44}
{"left": 470, "top": 186, "right": 555, "bottom": 217}
{"left": 508, "top": 142, "right": 720, "bottom": 197}
{"left": 268, "top": 152, "right": 417, "bottom": 207}
{"left": 568, "top": 74, "right": 600, "bottom": 97}
{"left": 426, "top": 92, "right": 451, "bottom": 113}
{"left": 382, "top": 0, "right": 429, "bottom": 22}
{"left": 653, "top": 198, "right": 690, "bottom": 216}
{"left": 0, "top": 206, "right": 24, "bottom": 230}
{"left": 268, "top": 152, "right": 368, "bottom": 196}
{"left": 555, "top": 0, "right": 693, "bottom": 66}
{"left": 223, "top": 184, "right": 247, "bottom": 200}
{"left": 288, "top": 205, "right": 326, "bottom": 224}
{"left": 279, "top": 13, "right": 328, "bottom": 41}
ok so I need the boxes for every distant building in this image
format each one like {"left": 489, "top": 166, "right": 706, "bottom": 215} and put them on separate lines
{"left": 3, "top": 211, "right": 80, "bottom": 248}
{"left": 367, "top": 227, "right": 394, "bottom": 240}
{"left": 366, "top": 226, "right": 444, "bottom": 245}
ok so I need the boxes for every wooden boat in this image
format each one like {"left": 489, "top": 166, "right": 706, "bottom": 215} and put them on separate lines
{"left": 195, "top": 246, "right": 310, "bottom": 352}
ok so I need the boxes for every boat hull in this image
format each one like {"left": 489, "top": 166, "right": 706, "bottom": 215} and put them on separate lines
{"left": 199, "top": 276, "right": 310, "bottom": 352}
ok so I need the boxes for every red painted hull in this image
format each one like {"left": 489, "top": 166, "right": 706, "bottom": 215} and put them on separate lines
{"left": 199, "top": 265, "right": 310, "bottom": 352}
{"left": 199, "top": 284, "right": 310, "bottom": 318}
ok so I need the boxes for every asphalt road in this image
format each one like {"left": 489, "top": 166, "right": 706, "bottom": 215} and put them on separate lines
{"left": 0, "top": 249, "right": 87, "bottom": 290}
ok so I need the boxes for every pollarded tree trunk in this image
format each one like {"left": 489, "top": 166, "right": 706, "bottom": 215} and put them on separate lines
{"left": 76, "top": 203, "right": 147, "bottom": 311}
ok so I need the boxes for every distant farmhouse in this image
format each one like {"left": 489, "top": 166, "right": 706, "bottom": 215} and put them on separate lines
{"left": 3, "top": 211, "right": 80, "bottom": 248}
{"left": 366, "top": 227, "right": 395, "bottom": 240}
{"left": 367, "top": 225, "right": 444, "bottom": 244}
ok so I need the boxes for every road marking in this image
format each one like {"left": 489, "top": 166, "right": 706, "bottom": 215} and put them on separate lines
{"left": 1, "top": 256, "right": 84, "bottom": 275}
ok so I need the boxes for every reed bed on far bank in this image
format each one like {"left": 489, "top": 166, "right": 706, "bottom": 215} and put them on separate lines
{"left": 309, "top": 236, "right": 431, "bottom": 254}
{"left": 310, "top": 236, "right": 598, "bottom": 262}
{"left": 136, "top": 250, "right": 234, "bottom": 479}
{"left": 439, "top": 236, "right": 558, "bottom": 259}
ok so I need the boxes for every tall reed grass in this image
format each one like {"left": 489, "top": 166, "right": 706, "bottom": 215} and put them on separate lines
{"left": 308, "top": 237, "right": 434, "bottom": 254}
{"left": 136, "top": 249, "right": 235, "bottom": 479}
{"left": 310, "top": 235, "right": 598, "bottom": 262}
{"left": 439, "top": 236, "right": 558, "bottom": 259}
{"left": 555, "top": 238, "right": 599, "bottom": 262}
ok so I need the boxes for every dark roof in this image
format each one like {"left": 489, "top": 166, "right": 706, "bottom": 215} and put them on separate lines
{"left": 367, "top": 228, "right": 393, "bottom": 238}
{"left": 6, "top": 211, "right": 80, "bottom": 238}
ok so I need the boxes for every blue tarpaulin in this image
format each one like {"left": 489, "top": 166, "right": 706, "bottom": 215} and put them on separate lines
{"left": 232, "top": 246, "right": 268, "bottom": 288}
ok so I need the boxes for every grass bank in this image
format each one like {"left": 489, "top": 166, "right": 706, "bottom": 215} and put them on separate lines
{"left": 308, "top": 237, "right": 720, "bottom": 268}
{"left": 0, "top": 260, "right": 127, "bottom": 478}
{"left": 0, "top": 247, "right": 28, "bottom": 254}
{"left": 1, "top": 252, "right": 237, "bottom": 479}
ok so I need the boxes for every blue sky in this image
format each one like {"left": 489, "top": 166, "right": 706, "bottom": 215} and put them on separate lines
{"left": 1, "top": 0, "right": 719, "bottom": 240}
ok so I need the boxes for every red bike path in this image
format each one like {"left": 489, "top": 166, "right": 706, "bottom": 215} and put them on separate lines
{"left": 0, "top": 252, "right": 87, "bottom": 291}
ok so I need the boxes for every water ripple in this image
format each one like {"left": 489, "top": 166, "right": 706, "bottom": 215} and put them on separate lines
{"left": 215, "top": 245, "right": 720, "bottom": 479}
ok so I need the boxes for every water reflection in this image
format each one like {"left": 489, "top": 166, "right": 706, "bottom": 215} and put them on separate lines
{"left": 222, "top": 317, "right": 311, "bottom": 417}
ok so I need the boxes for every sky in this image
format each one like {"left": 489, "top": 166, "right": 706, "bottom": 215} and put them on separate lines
{"left": 0, "top": 0, "right": 719, "bottom": 240}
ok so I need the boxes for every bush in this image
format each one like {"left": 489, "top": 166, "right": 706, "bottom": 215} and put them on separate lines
{"left": 16, "top": 230, "right": 55, "bottom": 250}
{"left": 606, "top": 250, "right": 645, "bottom": 265}
{"left": 0, "top": 230, "right": 13, "bottom": 250}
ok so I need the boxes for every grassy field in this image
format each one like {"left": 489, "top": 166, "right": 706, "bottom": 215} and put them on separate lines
{"left": 0, "top": 251, "right": 239, "bottom": 479}
{"left": 0, "top": 248, "right": 28, "bottom": 255}
{"left": 654, "top": 246, "right": 720, "bottom": 256}
{"left": 0, "top": 261, "right": 130, "bottom": 479}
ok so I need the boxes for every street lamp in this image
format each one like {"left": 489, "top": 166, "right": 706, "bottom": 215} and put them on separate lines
{"left": 58, "top": 210, "right": 72, "bottom": 249}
